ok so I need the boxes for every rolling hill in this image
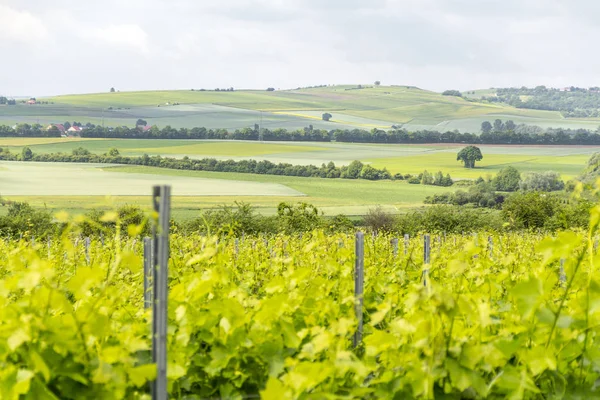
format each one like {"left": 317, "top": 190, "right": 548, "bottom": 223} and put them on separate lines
{"left": 1, "top": 85, "right": 598, "bottom": 131}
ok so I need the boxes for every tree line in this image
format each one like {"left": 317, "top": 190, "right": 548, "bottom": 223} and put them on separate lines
{"left": 483, "top": 86, "right": 600, "bottom": 118}
{"left": 6, "top": 122, "right": 600, "bottom": 145}
{"left": 0, "top": 147, "right": 399, "bottom": 181}
{"left": 0, "top": 192, "right": 591, "bottom": 239}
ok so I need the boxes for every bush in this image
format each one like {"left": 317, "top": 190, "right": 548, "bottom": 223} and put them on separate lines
{"left": 442, "top": 90, "right": 462, "bottom": 97}
{"left": 395, "top": 205, "right": 503, "bottom": 235}
{"left": 519, "top": 171, "right": 565, "bottom": 192}
{"left": 0, "top": 202, "right": 54, "bottom": 237}
{"left": 493, "top": 166, "right": 521, "bottom": 192}
{"left": 277, "top": 202, "right": 321, "bottom": 234}
{"left": 21, "top": 147, "right": 33, "bottom": 161}
{"left": 502, "top": 191, "right": 564, "bottom": 229}
{"left": 363, "top": 206, "right": 396, "bottom": 233}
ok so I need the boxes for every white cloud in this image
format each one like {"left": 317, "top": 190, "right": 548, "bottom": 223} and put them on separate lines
{"left": 0, "top": 4, "right": 49, "bottom": 43}
{"left": 84, "top": 24, "right": 150, "bottom": 54}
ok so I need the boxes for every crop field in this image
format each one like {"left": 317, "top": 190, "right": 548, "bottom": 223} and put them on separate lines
{"left": 367, "top": 152, "right": 591, "bottom": 180}
{"left": 0, "top": 160, "right": 456, "bottom": 218}
{"left": 1, "top": 138, "right": 597, "bottom": 218}
{"left": 0, "top": 85, "right": 597, "bottom": 131}
{"left": 2, "top": 138, "right": 597, "bottom": 178}
{"left": 2, "top": 224, "right": 599, "bottom": 398}
{"left": 0, "top": 162, "right": 303, "bottom": 197}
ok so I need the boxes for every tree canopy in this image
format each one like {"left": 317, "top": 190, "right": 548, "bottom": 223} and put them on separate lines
{"left": 456, "top": 146, "right": 483, "bottom": 168}
{"left": 493, "top": 166, "right": 521, "bottom": 192}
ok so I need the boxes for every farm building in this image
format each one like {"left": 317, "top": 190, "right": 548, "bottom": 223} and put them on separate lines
{"left": 46, "top": 124, "right": 66, "bottom": 134}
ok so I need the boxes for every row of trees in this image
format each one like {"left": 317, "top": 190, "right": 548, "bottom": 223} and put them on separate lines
{"left": 407, "top": 170, "right": 454, "bottom": 186}
{"left": 484, "top": 86, "right": 600, "bottom": 117}
{"left": 6, "top": 122, "right": 600, "bottom": 145}
{"left": 0, "top": 193, "right": 591, "bottom": 239}
{"left": 1, "top": 147, "right": 397, "bottom": 181}
{"left": 0, "top": 97, "right": 17, "bottom": 105}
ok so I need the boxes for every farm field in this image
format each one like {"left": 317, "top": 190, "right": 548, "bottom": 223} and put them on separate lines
{"left": 0, "top": 161, "right": 454, "bottom": 218}
{"left": 2, "top": 85, "right": 599, "bottom": 131}
{"left": 1, "top": 138, "right": 596, "bottom": 218}
{"left": 1, "top": 137, "right": 596, "bottom": 178}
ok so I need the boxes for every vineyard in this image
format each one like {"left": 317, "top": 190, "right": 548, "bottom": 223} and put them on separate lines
{"left": 1, "top": 209, "right": 600, "bottom": 399}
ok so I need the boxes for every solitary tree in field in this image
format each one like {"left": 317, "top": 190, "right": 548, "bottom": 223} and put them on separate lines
{"left": 110, "top": 87, "right": 116, "bottom": 92}
{"left": 457, "top": 146, "right": 483, "bottom": 168}
{"left": 322, "top": 113, "right": 332, "bottom": 121}
{"left": 374, "top": 81, "right": 381, "bottom": 86}
{"left": 136, "top": 118, "right": 147, "bottom": 127}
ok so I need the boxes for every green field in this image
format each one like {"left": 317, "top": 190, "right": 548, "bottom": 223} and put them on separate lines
{"left": 2, "top": 85, "right": 598, "bottom": 131}
{"left": 0, "top": 161, "right": 453, "bottom": 218}
{"left": 1, "top": 138, "right": 597, "bottom": 218}
{"left": 1, "top": 138, "right": 597, "bottom": 178}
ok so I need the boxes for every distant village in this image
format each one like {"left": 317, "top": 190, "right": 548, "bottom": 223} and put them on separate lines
{"left": 44, "top": 122, "right": 154, "bottom": 137}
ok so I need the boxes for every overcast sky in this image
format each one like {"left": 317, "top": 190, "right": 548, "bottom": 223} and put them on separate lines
{"left": 1, "top": 0, "right": 598, "bottom": 96}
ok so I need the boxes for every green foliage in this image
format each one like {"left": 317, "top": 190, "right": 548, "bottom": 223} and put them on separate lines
{"left": 396, "top": 204, "right": 503, "bottom": 234}
{"left": 0, "top": 149, "right": 397, "bottom": 182}
{"left": 491, "top": 86, "right": 600, "bottom": 117}
{"left": 520, "top": 171, "right": 565, "bottom": 192}
{"left": 408, "top": 171, "right": 453, "bottom": 186}
{"left": 442, "top": 89, "right": 462, "bottom": 97}
{"left": 0, "top": 202, "right": 54, "bottom": 237}
{"left": 321, "top": 113, "right": 332, "bottom": 121}
{"left": 501, "top": 191, "right": 588, "bottom": 230}
{"left": 21, "top": 147, "right": 33, "bottom": 161}
{"left": 2, "top": 206, "right": 600, "bottom": 397}
{"left": 276, "top": 202, "right": 321, "bottom": 233}
{"left": 72, "top": 147, "right": 91, "bottom": 156}
{"left": 493, "top": 166, "right": 521, "bottom": 192}
{"left": 363, "top": 206, "right": 395, "bottom": 233}
{"left": 425, "top": 181, "right": 504, "bottom": 208}
{"left": 343, "top": 160, "right": 364, "bottom": 179}
{"left": 456, "top": 145, "right": 483, "bottom": 168}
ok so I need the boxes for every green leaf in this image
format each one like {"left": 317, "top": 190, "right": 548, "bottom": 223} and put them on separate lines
{"left": 510, "top": 277, "right": 543, "bottom": 320}
{"left": 8, "top": 328, "right": 31, "bottom": 351}
{"left": 261, "top": 377, "right": 291, "bottom": 400}
{"left": 128, "top": 364, "right": 156, "bottom": 387}
{"left": 29, "top": 350, "right": 50, "bottom": 383}
{"left": 14, "top": 369, "right": 34, "bottom": 396}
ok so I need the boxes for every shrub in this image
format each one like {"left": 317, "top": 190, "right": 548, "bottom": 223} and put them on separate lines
{"left": 519, "top": 171, "right": 565, "bottom": 192}
{"left": 493, "top": 166, "right": 521, "bottom": 192}
{"left": 363, "top": 206, "right": 396, "bottom": 233}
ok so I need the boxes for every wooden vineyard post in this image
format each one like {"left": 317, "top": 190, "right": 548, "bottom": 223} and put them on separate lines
{"left": 391, "top": 238, "right": 399, "bottom": 258}
{"left": 354, "top": 232, "right": 364, "bottom": 348}
{"left": 404, "top": 234, "right": 409, "bottom": 255}
{"left": 488, "top": 236, "right": 493, "bottom": 259}
{"left": 151, "top": 185, "right": 171, "bottom": 400}
{"left": 143, "top": 237, "right": 153, "bottom": 309}
{"left": 85, "top": 237, "right": 91, "bottom": 265}
{"left": 423, "top": 234, "right": 431, "bottom": 287}
{"left": 559, "top": 258, "right": 566, "bottom": 287}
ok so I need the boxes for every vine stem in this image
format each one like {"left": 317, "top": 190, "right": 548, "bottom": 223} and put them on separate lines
{"left": 545, "top": 248, "right": 586, "bottom": 348}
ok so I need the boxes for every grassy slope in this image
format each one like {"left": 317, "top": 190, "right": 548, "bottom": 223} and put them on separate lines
{"left": 37, "top": 85, "right": 584, "bottom": 131}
